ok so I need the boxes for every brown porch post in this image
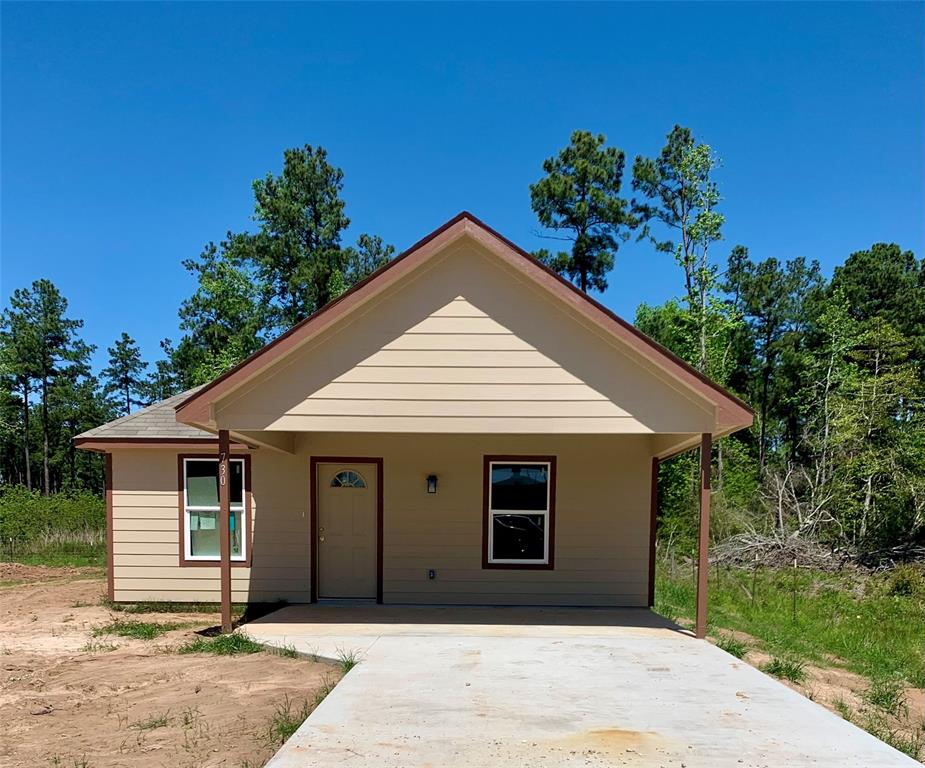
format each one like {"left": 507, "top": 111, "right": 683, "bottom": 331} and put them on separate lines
{"left": 218, "top": 429, "right": 232, "bottom": 633}
{"left": 695, "top": 432, "right": 712, "bottom": 639}
{"left": 647, "top": 457, "right": 659, "bottom": 607}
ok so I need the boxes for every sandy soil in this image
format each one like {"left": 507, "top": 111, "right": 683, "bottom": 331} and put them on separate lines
{"left": 0, "top": 565, "right": 339, "bottom": 768}
{"left": 711, "top": 630, "right": 924, "bottom": 761}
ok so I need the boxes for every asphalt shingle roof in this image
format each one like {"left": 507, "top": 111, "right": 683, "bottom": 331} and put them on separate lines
{"left": 75, "top": 386, "right": 213, "bottom": 440}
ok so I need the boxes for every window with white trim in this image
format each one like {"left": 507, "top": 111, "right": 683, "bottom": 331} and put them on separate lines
{"left": 487, "top": 461, "right": 551, "bottom": 565}
{"left": 331, "top": 470, "right": 367, "bottom": 488}
{"left": 183, "top": 458, "right": 246, "bottom": 561}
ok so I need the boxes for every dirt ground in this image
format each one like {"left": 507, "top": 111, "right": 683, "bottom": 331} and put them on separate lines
{"left": 0, "top": 564, "right": 339, "bottom": 768}
{"left": 713, "top": 628, "right": 925, "bottom": 761}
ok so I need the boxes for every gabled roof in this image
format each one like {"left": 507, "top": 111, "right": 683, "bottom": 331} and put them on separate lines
{"left": 75, "top": 387, "right": 213, "bottom": 443}
{"left": 176, "top": 211, "right": 754, "bottom": 433}
{"left": 175, "top": 212, "right": 753, "bottom": 433}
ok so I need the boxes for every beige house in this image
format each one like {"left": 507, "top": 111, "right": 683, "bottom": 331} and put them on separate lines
{"left": 76, "top": 212, "right": 752, "bottom": 636}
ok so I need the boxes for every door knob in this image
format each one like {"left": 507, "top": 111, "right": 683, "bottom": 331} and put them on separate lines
{"left": 319, "top": 536, "right": 325, "bottom": 542}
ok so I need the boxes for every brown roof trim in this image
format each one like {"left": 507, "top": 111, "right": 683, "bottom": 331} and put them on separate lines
{"left": 176, "top": 211, "right": 753, "bottom": 429}
{"left": 75, "top": 437, "right": 249, "bottom": 453}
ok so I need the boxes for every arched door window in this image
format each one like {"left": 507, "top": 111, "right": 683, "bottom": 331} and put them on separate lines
{"left": 330, "top": 470, "right": 367, "bottom": 488}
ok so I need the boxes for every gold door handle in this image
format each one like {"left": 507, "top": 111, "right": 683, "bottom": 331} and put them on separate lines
{"left": 319, "top": 536, "right": 325, "bottom": 542}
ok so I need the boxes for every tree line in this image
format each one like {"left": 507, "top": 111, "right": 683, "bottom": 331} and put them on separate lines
{"left": 527, "top": 127, "right": 923, "bottom": 555}
{"left": 0, "top": 145, "right": 394, "bottom": 494}
{"left": 2, "top": 130, "right": 923, "bottom": 557}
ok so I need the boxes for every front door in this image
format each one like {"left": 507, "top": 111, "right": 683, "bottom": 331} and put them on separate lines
{"left": 316, "top": 463, "right": 377, "bottom": 599}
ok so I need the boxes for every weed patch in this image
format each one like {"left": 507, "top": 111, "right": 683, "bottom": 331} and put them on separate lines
{"left": 263, "top": 695, "right": 312, "bottom": 745}
{"left": 761, "top": 656, "right": 807, "bottom": 683}
{"left": 80, "top": 640, "right": 118, "bottom": 653}
{"left": 865, "top": 676, "right": 908, "bottom": 716}
{"left": 92, "top": 620, "right": 181, "bottom": 640}
{"left": 132, "top": 711, "right": 171, "bottom": 730}
{"left": 336, "top": 648, "right": 360, "bottom": 673}
{"left": 177, "top": 633, "right": 263, "bottom": 655}
{"left": 714, "top": 634, "right": 748, "bottom": 659}
{"left": 655, "top": 563, "right": 925, "bottom": 686}
{"left": 267, "top": 643, "right": 299, "bottom": 658}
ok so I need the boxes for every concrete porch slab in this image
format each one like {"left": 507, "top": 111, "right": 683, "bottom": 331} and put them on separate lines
{"left": 246, "top": 605, "right": 919, "bottom": 767}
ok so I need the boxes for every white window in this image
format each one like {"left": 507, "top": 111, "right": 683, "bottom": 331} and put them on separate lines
{"left": 183, "top": 458, "right": 246, "bottom": 561}
{"left": 331, "top": 470, "right": 367, "bottom": 488}
{"left": 486, "top": 461, "right": 552, "bottom": 565}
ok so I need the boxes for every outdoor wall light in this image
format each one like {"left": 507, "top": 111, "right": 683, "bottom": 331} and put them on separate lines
{"left": 426, "top": 474, "right": 438, "bottom": 494}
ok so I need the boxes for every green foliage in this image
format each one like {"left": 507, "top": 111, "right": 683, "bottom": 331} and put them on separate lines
{"left": 132, "top": 711, "right": 172, "bottom": 730}
{"left": 263, "top": 695, "right": 313, "bottom": 745}
{"left": 336, "top": 647, "right": 360, "bottom": 673}
{"left": 252, "top": 144, "right": 352, "bottom": 329}
{"left": 104, "top": 599, "right": 247, "bottom": 615}
{"left": 344, "top": 233, "right": 395, "bottom": 285}
{"left": 175, "top": 235, "right": 267, "bottom": 388}
{"left": 530, "top": 130, "right": 635, "bottom": 293}
{"left": 831, "top": 243, "right": 925, "bottom": 365}
{"left": 0, "top": 279, "right": 99, "bottom": 494}
{"left": 177, "top": 632, "right": 264, "bottom": 655}
{"left": 761, "top": 656, "right": 807, "bottom": 683}
{"left": 169, "top": 144, "right": 395, "bottom": 386}
{"left": 0, "top": 485, "right": 106, "bottom": 566}
{"left": 883, "top": 565, "right": 925, "bottom": 598}
{"left": 714, "top": 634, "right": 749, "bottom": 659}
{"left": 865, "top": 676, "right": 908, "bottom": 716}
{"left": 101, "top": 332, "right": 147, "bottom": 415}
{"left": 632, "top": 125, "right": 730, "bottom": 372}
{"left": 655, "top": 564, "right": 925, "bottom": 686}
{"left": 635, "top": 126, "right": 925, "bottom": 553}
{"left": 0, "top": 485, "right": 104, "bottom": 543}
{"left": 93, "top": 620, "right": 181, "bottom": 640}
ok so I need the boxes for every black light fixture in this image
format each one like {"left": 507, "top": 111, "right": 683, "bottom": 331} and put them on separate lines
{"left": 426, "top": 474, "right": 438, "bottom": 494}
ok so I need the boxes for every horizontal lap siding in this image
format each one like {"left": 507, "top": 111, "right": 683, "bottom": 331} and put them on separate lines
{"left": 217, "top": 250, "right": 713, "bottom": 436}
{"left": 111, "top": 434, "right": 651, "bottom": 607}
{"left": 304, "top": 433, "right": 652, "bottom": 608}
{"left": 110, "top": 449, "right": 311, "bottom": 603}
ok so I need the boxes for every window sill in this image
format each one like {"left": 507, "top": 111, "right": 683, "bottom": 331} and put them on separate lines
{"left": 483, "top": 561, "right": 554, "bottom": 571}
{"left": 179, "top": 558, "right": 250, "bottom": 568}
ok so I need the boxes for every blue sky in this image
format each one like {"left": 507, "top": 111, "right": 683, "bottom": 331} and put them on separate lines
{"left": 3, "top": 2, "right": 923, "bottom": 374}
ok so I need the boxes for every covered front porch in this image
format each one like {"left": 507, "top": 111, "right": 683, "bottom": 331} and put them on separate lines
{"left": 201, "top": 428, "right": 716, "bottom": 638}
{"left": 245, "top": 602, "right": 680, "bottom": 661}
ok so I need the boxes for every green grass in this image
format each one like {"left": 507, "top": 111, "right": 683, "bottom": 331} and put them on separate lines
{"left": 102, "top": 598, "right": 245, "bottom": 615}
{"left": 863, "top": 711, "right": 925, "bottom": 759}
{"left": 865, "top": 676, "right": 909, "bottom": 716}
{"left": 7, "top": 541, "right": 107, "bottom": 568}
{"left": 80, "top": 639, "right": 118, "bottom": 653}
{"left": 336, "top": 648, "right": 360, "bottom": 673}
{"left": 655, "top": 562, "right": 925, "bottom": 686}
{"left": 267, "top": 642, "right": 299, "bottom": 658}
{"left": 92, "top": 619, "right": 182, "bottom": 640}
{"left": 714, "top": 634, "right": 749, "bottom": 659}
{"left": 132, "top": 711, "right": 171, "bottom": 730}
{"left": 263, "top": 695, "right": 313, "bottom": 746}
{"left": 761, "top": 656, "right": 807, "bottom": 683}
{"left": 177, "top": 632, "right": 264, "bottom": 655}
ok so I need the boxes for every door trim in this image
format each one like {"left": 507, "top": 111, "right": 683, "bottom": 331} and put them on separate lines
{"left": 310, "top": 456, "right": 384, "bottom": 604}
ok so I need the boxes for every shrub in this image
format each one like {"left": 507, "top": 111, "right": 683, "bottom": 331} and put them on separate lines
{"left": 884, "top": 565, "right": 925, "bottom": 598}
{"left": 0, "top": 485, "right": 105, "bottom": 545}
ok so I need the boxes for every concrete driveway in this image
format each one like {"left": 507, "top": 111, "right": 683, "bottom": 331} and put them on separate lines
{"left": 247, "top": 605, "right": 919, "bottom": 767}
